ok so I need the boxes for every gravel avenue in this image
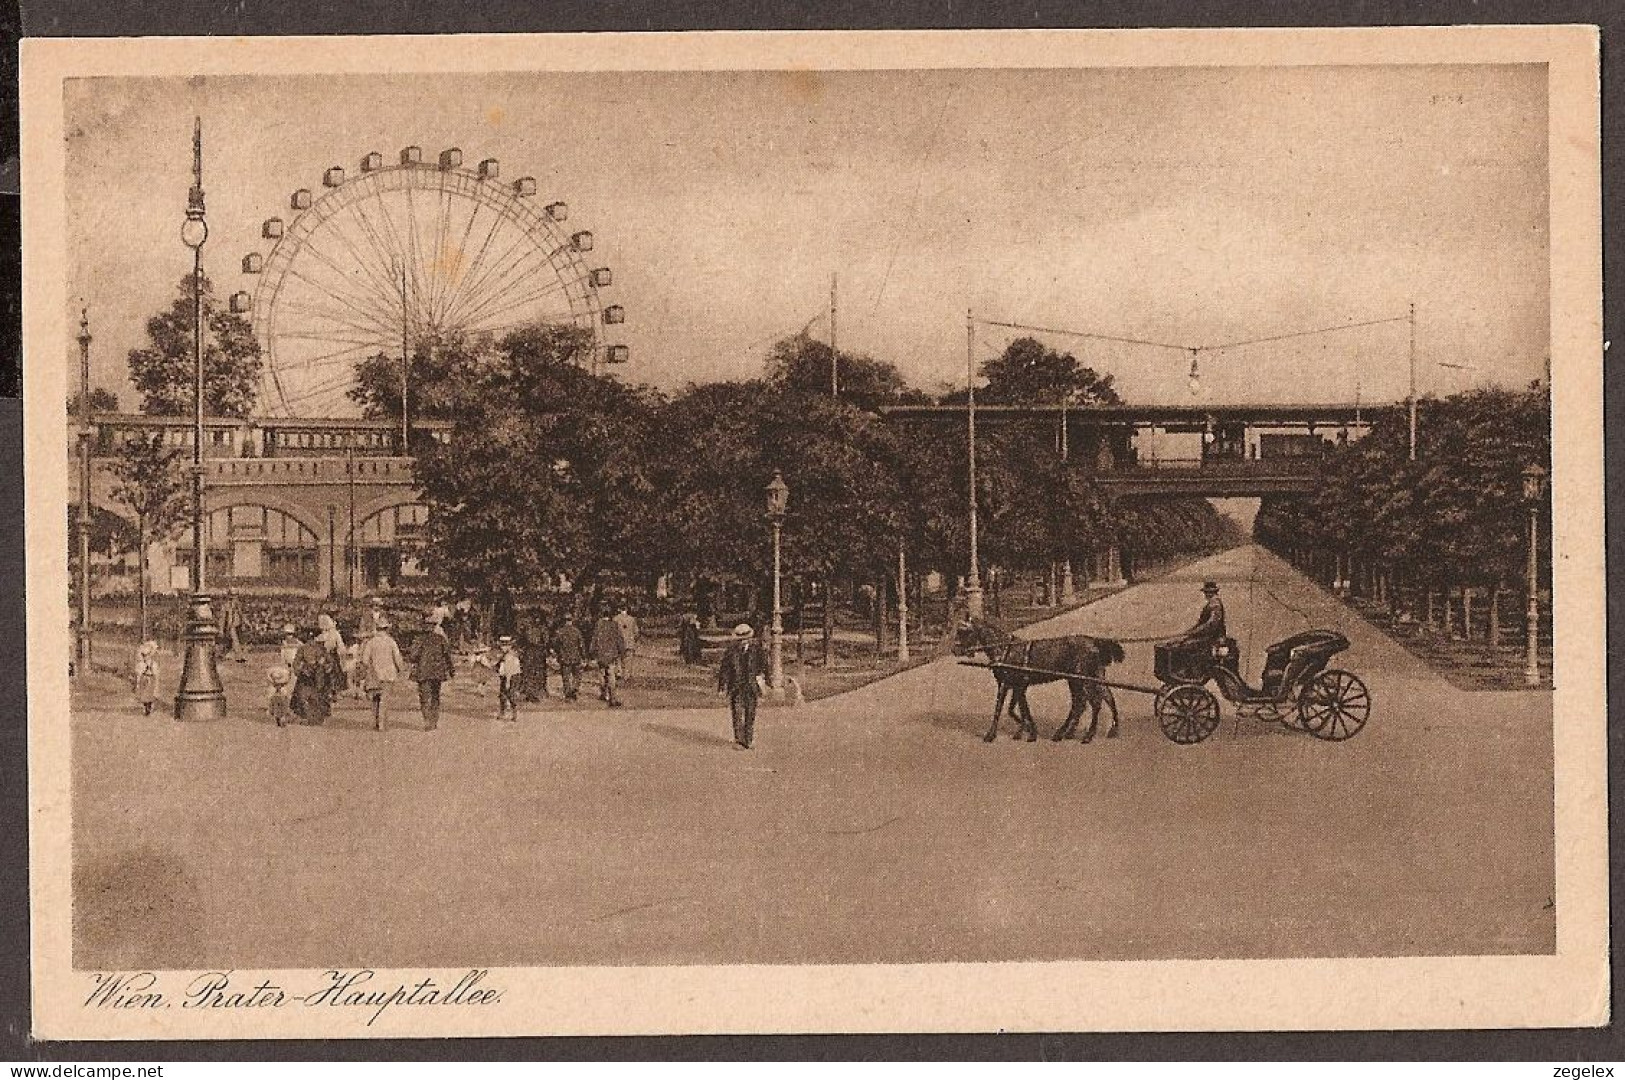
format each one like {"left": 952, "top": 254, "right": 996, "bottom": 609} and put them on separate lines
{"left": 71, "top": 545, "right": 1554, "bottom": 969}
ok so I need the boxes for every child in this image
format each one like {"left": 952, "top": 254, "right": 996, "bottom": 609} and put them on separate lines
{"left": 343, "top": 641, "right": 365, "bottom": 700}
{"left": 279, "top": 624, "right": 300, "bottom": 668}
{"left": 267, "top": 663, "right": 292, "bottom": 727}
{"left": 476, "top": 636, "right": 523, "bottom": 721}
{"left": 132, "top": 640, "right": 159, "bottom": 716}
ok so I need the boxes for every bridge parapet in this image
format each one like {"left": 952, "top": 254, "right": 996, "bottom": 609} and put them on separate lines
{"left": 206, "top": 455, "right": 418, "bottom": 486}
{"left": 1094, "top": 457, "right": 1322, "bottom": 497}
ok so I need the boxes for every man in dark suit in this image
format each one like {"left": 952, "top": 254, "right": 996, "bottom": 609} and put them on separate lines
{"left": 410, "top": 613, "right": 456, "bottom": 730}
{"left": 1187, "top": 581, "right": 1227, "bottom": 645}
{"left": 552, "top": 616, "right": 584, "bottom": 701}
{"left": 717, "top": 623, "right": 766, "bottom": 749}
{"left": 588, "top": 613, "right": 626, "bottom": 707}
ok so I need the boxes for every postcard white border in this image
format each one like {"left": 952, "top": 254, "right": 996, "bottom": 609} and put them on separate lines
{"left": 22, "top": 27, "right": 1606, "bottom": 1038}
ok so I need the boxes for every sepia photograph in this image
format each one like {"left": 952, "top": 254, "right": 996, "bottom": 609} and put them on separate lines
{"left": 21, "top": 28, "right": 1604, "bottom": 1038}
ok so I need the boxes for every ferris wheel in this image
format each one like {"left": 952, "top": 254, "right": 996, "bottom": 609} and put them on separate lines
{"left": 230, "top": 145, "right": 628, "bottom": 418}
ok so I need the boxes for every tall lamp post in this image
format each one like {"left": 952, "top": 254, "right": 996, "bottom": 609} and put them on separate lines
{"left": 1522, "top": 463, "right": 1547, "bottom": 688}
{"left": 964, "top": 309, "right": 984, "bottom": 620}
{"left": 75, "top": 309, "right": 93, "bottom": 677}
{"left": 765, "top": 470, "right": 789, "bottom": 696}
{"left": 174, "top": 117, "right": 226, "bottom": 721}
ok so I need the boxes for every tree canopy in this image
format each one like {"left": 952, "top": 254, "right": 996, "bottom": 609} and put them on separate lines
{"left": 974, "top": 336, "right": 1121, "bottom": 405}
{"left": 1254, "top": 383, "right": 1551, "bottom": 588}
{"left": 644, "top": 380, "right": 909, "bottom": 586}
{"left": 126, "top": 274, "right": 263, "bottom": 417}
{"left": 68, "top": 387, "right": 120, "bottom": 414}
{"left": 763, "top": 334, "right": 930, "bottom": 409}
{"left": 404, "top": 324, "right": 660, "bottom": 594}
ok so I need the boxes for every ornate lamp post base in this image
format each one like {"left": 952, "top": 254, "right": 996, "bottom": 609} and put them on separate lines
{"left": 964, "top": 583, "right": 985, "bottom": 621}
{"left": 174, "top": 593, "right": 227, "bottom": 721}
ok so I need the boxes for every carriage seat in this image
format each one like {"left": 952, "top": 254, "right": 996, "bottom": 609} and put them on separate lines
{"left": 1259, "top": 630, "right": 1349, "bottom": 694}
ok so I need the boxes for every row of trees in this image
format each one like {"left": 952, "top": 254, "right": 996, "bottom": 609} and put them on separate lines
{"left": 347, "top": 322, "right": 1241, "bottom": 623}
{"left": 89, "top": 277, "right": 1245, "bottom": 644}
{"left": 1254, "top": 384, "right": 1551, "bottom": 638}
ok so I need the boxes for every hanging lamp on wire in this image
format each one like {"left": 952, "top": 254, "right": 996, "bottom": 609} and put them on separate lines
{"left": 1187, "top": 349, "right": 1202, "bottom": 397}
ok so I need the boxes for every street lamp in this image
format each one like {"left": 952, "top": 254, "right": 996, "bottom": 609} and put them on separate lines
{"left": 1522, "top": 463, "right": 1548, "bottom": 688}
{"left": 75, "top": 309, "right": 93, "bottom": 678}
{"left": 964, "top": 309, "right": 984, "bottom": 620}
{"left": 765, "top": 470, "right": 789, "bottom": 696}
{"left": 173, "top": 117, "right": 226, "bottom": 722}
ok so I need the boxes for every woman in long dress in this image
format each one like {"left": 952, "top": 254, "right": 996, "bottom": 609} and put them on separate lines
{"left": 289, "top": 627, "right": 339, "bottom": 725}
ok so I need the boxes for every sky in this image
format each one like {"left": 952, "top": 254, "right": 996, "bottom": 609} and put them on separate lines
{"left": 62, "top": 64, "right": 1549, "bottom": 411}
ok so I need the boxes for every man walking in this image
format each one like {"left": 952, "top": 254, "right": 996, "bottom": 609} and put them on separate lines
{"left": 717, "top": 623, "right": 766, "bottom": 749}
{"left": 589, "top": 611, "right": 626, "bottom": 707}
{"left": 553, "top": 615, "right": 584, "bottom": 701}
{"left": 357, "top": 617, "right": 406, "bottom": 732}
{"left": 410, "top": 613, "right": 455, "bottom": 730}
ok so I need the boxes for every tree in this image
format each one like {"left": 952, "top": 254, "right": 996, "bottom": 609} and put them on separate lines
{"left": 106, "top": 433, "right": 189, "bottom": 640}
{"left": 646, "top": 380, "right": 909, "bottom": 660}
{"left": 347, "top": 325, "right": 534, "bottom": 424}
{"left": 764, "top": 333, "right": 930, "bottom": 409}
{"left": 406, "top": 324, "right": 661, "bottom": 607}
{"left": 126, "top": 274, "right": 262, "bottom": 417}
{"left": 68, "top": 387, "right": 120, "bottom": 414}
{"left": 1254, "top": 383, "right": 1552, "bottom": 628}
{"left": 975, "top": 336, "right": 1121, "bottom": 405}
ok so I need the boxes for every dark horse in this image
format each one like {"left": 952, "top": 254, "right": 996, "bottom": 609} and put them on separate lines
{"left": 953, "top": 619, "right": 1126, "bottom": 743}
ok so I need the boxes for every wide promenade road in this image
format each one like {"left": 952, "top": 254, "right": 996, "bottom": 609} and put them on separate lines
{"left": 72, "top": 545, "right": 1554, "bottom": 968}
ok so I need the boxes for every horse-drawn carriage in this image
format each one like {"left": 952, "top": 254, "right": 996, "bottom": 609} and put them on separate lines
{"left": 957, "top": 621, "right": 1370, "bottom": 746}
{"left": 1150, "top": 630, "right": 1370, "bottom": 744}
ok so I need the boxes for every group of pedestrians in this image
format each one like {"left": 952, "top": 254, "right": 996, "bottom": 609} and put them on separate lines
{"left": 502, "top": 605, "right": 637, "bottom": 709}
{"left": 266, "top": 600, "right": 457, "bottom": 730}
{"left": 255, "top": 598, "right": 644, "bottom": 729}
{"left": 125, "top": 595, "right": 764, "bottom": 736}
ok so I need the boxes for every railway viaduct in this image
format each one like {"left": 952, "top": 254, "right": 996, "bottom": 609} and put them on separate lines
{"left": 71, "top": 402, "right": 1380, "bottom": 598}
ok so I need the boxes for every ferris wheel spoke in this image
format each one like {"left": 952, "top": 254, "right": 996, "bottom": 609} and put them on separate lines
{"left": 447, "top": 235, "right": 562, "bottom": 330}
{"left": 437, "top": 204, "right": 509, "bottom": 329}
{"left": 286, "top": 339, "right": 393, "bottom": 372}
{"left": 444, "top": 216, "right": 554, "bottom": 326}
{"left": 456, "top": 249, "right": 574, "bottom": 324}
{"left": 327, "top": 207, "right": 409, "bottom": 319}
{"left": 362, "top": 188, "right": 417, "bottom": 314}
{"left": 272, "top": 297, "right": 397, "bottom": 342}
{"left": 345, "top": 188, "right": 406, "bottom": 277}
{"left": 284, "top": 232, "right": 402, "bottom": 330}
{"left": 298, "top": 207, "right": 409, "bottom": 316}
{"left": 429, "top": 172, "right": 457, "bottom": 326}
{"left": 283, "top": 267, "right": 401, "bottom": 340}
{"left": 275, "top": 332, "right": 394, "bottom": 351}
{"left": 459, "top": 278, "right": 579, "bottom": 334}
{"left": 457, "top": 239, "right": 562, "bottom": 320}
{"left": 313, "top": 222, "right": 409, "bottom": 323}
{"left": 276, "top": 367, "right": 372, "bottom": 413}
{"left": 403, "top": 186, "right": 431, "bottom": 328}
{"left": 434, "top": 198, "right": 487, "bottom": 329}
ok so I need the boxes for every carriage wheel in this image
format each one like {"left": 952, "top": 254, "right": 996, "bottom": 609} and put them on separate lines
{"left": 1156, "top": 684, "right": 1222, "bottom": 745}
{"left": 1297, "top": 669, "right": 1370, "bottom": 741}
